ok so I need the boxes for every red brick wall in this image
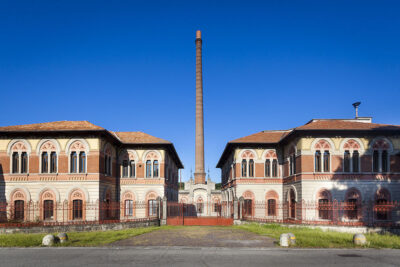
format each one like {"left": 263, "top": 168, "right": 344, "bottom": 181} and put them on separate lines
{"left": 29, "top": 155, "right": 39, "bottom": 173}
{"left": 331, "top": 155, "right": 342, "bottom": 172}
{"left": 361, "top": 155, "right": 372, "bottom": 172}
{"left": 58, "top": 154, "right": 68, "bottom": 173}
{"left": 0, "top": 153, "right": 9, "bottom": 173}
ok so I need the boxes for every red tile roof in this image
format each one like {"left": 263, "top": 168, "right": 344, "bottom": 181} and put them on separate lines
{"left": 295, "top": 119, "right": 400, "bottom": 130}
{"left": 229, "top": 130, "right": 291, "bottom": 144}
{"left": 112, "top": 132, "right": 171, "bottom": 144}
{"left": 0, "top": 121, "right": 104, "bottom": 132}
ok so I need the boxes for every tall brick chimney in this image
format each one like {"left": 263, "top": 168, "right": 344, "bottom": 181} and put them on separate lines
{"left": 194, "top": 30, "right": 206, "bottom": 184}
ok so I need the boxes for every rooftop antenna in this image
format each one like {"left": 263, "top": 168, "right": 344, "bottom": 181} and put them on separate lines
{"left": 352, "top": 102, "right": 361, "bottom": 118}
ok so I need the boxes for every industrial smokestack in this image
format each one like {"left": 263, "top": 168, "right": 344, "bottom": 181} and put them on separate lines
{"left": 194, "top": 30, "right": 206, "bottom": 184}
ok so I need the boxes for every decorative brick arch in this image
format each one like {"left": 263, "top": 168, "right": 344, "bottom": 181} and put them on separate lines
{"left": 375, "top": 188, "right": 391, "bottom": 201}
{"left": 68, "top": 189, "right": 86, "bottom": 221}
{"left": 66, "top": 139, "right": 90, "bottom": 155}
{"left": 39, "top": 189, "right": 57, "bottom": 221}
{"left": 342, "top": 139, "right": 361, "bottom": 151}
{"left": 316, "top": 188, "right": 332, "bottom": 202}
{"left": 241, "top": 150, "right": 256, "bottom": 160}
{"left": 121, "top": 191, "right": 136, "bottom": 217}
{"left": 145, "top": 191, "right": 159, "bottom": 217}
{"left": 7, "top": 139, "right": 32, "bottom": 155}
{"left": 242, "top": 190, "right": 255, "bottom": 217}
{"left": 10, "top": 189, "right": 28, "bottom": 221}
{"left": 265, "top": 190, "right": 279, "bottom": 217}
{"left": 263, "top": 150, "right": 277, "bottom": 159}
{"left": 371, "top": 138, "right": 392, "bottom": 151}
{"left": 36, "top": 139, "right": 60, "bottom": 155}
{"left": 313, "top": 139, "right": 332, "bottom": 150}
{"left": 143, "top": 150, "right": 162, "bottom": 162}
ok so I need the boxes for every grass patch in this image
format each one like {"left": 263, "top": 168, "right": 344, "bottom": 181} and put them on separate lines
{"left": 235, "top": 223, "right": 400, "bottom": 248}
{"left": 0, "top": 226, "right": 164, "bottom": 247}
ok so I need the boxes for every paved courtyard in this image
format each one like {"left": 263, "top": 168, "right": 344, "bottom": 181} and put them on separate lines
{"left": 111, "top": 226, "right": 276, "bottom": 248}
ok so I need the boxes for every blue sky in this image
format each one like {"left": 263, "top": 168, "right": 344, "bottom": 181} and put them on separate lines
{"left": 0, "top": 1, "right": 399, "bottom": 182}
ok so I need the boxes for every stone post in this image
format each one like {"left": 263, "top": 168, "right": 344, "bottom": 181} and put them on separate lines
{"left": 233, "top": 197, "right": 238, "bottom": 220}
{"left": 239, "top": 197, "right": 244, "bottom": 220}
{"left": 161, "top": 196, "right": 167, "bottom": 225}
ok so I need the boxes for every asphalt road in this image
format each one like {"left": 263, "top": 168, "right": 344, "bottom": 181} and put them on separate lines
{"left": 0, "top": 247, "right": 399, "bottom": 267}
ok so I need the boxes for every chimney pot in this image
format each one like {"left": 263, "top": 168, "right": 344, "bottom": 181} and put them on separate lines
{"left": 196, "top": 30, "right": 201, "bottom": 39}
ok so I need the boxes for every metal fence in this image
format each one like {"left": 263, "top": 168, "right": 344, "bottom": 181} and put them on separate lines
{"left": 0, "top": 200, "right": 159, "bottom": 227}
{"left": 239, "top": 200, "right": 400, "bottom": 227}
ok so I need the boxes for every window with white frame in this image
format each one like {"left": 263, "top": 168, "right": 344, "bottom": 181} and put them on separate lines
{"left": 39, "top": 140, "right": 58, "bottom": 174}
{"left": 240, "top": 150, "right": 255, "bottom": 178}
{"left": 10, "top": 141, "right": 29, "bottom": 174}
{"left": 69, "top": 141, "right": 87, "bottom": 174}
{"left": 144, "top": 151, "right": 161, "bottom": 178}
{"left": 343, "top": 139, "right": 361, "bottom": 173}
{"left": 314, "top": 139, "right": 331, "bottom": 173}
{"left": 372, "top": 139, "right": 391, "bottom": 173}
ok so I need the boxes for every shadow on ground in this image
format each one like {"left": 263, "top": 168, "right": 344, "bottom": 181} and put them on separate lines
{"left": 110, "top": 226, "right": 275, "bottom": 248}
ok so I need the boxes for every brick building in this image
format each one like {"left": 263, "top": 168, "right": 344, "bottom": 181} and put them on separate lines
{"left": 0, "top": 120, "right": 183, "bottom": 222}
{"left": 217, "top": 117, "right": 400, "bottom": 222}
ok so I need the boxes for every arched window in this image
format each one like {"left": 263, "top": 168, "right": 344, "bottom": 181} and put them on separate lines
{"left": 72, "top": 199, "right": 83, "bottom": 220}
{"left": 129, "top": 160, "right": 135, "bottom": 177}
{"left": 14, "top": 200, "right": 24, "bottom": 221}
{"left": 345, "top": 188, "right": 361, "bottom": 220}
{"left": 265, "top": 159, "right": 271, "bottom": 177}
{"left": 146, "top": 160, "right": 152, "bottom": 178}
{"left": 342, "top": 139, "right": 361, "bottom": 173}
{"left": 323, "top": 151, "right": 330, "bottom": 172}
{"left": 241, "top": 159, "right": 247, "bottom": 177}
{"left": 12, "top": 152, "right": 19, "bottom": 173}
{"left": 272, "top": 159, "right": 278, "bottom": 177}
{"left": 41, "top": 152, "right": 48, "bottom": 173}
{"left": 148, "top": 199, "right": 158, "bottom": 216}
{"left": 21, "top": 152, "right": 27, "bottom": 173}
{"left": 10, "top": 141, "right": 29, "bottom": 174}
{"left": 372, "top": 139, "right": 391, "bottom": 173}
{"left": 122, "top": 160, "right": 128, "bottom": 177}
{"left": 43, "top": 200, "right": 54, "bottom": 220}
{"left": 248, "top": 159, "right": 254, "bottom": 177}
{"left": 375, "top": 189, "right": 390, "bottom": 221}
{"left": 125, "top": 200, "right": 134, "bottom": 216}
{"left": 268, "top": 199, "right": 276, "bottom": 216}
{"left": 39, "top": 141, "right": 58, "bottom": 174}
{"left": 79, "top": 152, "right": 86, "bottom": 173}
{"left": 153, "top": 160, "right": 159, "bottom": 177}
{"left": 317, "top": 190, "right": 332, "bottom": 220}
{"left": 315, "top": 151, "right": 321, "bottom": 172}
{"left": 50, "top": 152, "right": 57, "bottom": 173}
{"left": 103, "top": 145, "right": 112, "bottom": 176}
{"left": 344, "top": 150, "right": 350, "bottom": 172}
{"left": 70, "top": 152, "right": 77, "bottom": 173}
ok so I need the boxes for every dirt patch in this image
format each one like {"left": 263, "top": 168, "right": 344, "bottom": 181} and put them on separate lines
{"left": 110, "top": 226, "right": 275, "bottom": 248}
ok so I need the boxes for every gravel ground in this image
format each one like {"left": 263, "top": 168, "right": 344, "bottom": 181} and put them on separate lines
{"left": 110, "top": 226, "right": 276, "bottom": 248}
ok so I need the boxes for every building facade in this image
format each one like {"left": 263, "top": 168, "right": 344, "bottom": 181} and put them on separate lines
{"left": 0, "top": 120, "right": 183, "bottom": 222}
{"left": 217, "top": 118, "right": 400, "bottom": 223}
